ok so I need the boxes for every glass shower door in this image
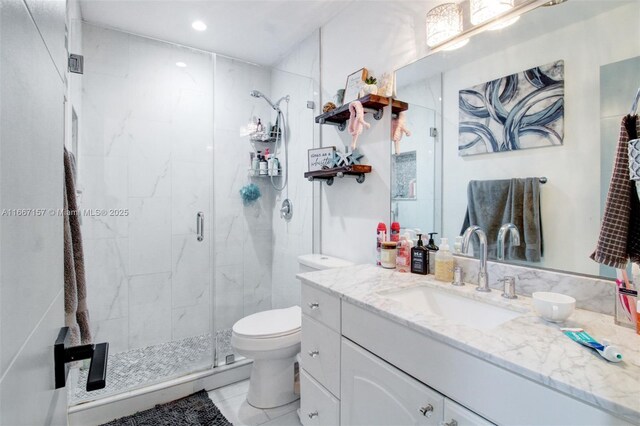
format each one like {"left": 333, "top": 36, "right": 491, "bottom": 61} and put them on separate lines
{"left": 70, "top": 22, "right": 215, "bottom": 404}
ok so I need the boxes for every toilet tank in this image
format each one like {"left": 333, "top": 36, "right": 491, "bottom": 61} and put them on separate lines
{"left": 297, "top": 254, "right": 354, "bottom": 273}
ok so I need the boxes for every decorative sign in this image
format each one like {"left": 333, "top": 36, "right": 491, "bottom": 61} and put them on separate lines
{"left": 343, "top": 68, "right": 369, "bottom": 104}
{"left": 308, "top": 147, "right": 336, "bottom": 172}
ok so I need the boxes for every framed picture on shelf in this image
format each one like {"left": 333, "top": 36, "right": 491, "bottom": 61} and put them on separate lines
{"left": 308, "top": 147, "right": 336, "bottom": 172}
{"left": 343, "top": 68, "right": 369, "bottom": 104}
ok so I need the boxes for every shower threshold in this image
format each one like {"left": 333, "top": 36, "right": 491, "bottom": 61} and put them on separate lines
{"left": 69, "top": 329, "right": 235, "bottom": 405}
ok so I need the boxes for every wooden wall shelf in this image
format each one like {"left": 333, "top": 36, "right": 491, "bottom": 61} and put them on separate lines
{"left": 304, "top": 165, "right": 372, "bottom": 185}
{"left": 315, "top": 95, "right": 409, "bottom": 131}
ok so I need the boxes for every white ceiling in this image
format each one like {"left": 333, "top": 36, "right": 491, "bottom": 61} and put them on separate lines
{"left": 79, "top": 0, "right": 353, "bottom": 66}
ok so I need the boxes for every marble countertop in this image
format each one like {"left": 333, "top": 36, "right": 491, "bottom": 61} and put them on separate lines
{"left": 297, "top": 264, "right": 640, "bottom": 424}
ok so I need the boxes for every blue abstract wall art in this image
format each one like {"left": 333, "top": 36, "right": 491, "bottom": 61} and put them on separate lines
{"left": 458, "top": 60, "right": 564, "bottom": 156}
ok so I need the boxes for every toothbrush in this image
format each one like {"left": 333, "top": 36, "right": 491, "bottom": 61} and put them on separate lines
{"left": 616, "top": 279, "right": 632, "bottom": 321}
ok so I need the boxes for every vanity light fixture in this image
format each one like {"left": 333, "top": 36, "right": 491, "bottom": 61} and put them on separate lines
{"left": 426, "top": 3, "right": 467, "bottom": 49}
{"left": 470, "top": 0, "right": 515, "bottom": 26}
{"left": 428, "top": 0, "right": 553, "bottom": 53}
{"left": 191, "top": 20, "right": 207, "bottom": 31}
{"left": 176, "top": 61, "right": 187, "bottom": 68}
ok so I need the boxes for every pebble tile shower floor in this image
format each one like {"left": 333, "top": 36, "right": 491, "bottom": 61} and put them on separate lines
{"left": 70, "top": 330, "right": 234, "bottom": 404}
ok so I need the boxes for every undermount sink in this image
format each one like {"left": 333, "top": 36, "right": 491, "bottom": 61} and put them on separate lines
{"left": 379, "top": 286, "right": 522, "bottom": 330}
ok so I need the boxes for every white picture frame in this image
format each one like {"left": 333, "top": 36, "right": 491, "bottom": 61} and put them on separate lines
{"left": 308, "top": 147, "right": 336, "bottom": 171}
{"left": 343, "top": 68, "right": 369, "bottom": 104}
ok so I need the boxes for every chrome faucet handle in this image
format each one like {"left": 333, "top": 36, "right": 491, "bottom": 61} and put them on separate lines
{"left": 499, "top": 276, "right": 517, "bottom": 299}
{"left": 477, "top": 271, "right": 490, "bottom": 292}
{"left": 451, "top": 266, "right": 464, "bottom": 286}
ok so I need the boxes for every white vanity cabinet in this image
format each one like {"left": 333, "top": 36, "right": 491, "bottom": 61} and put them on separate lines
{"left": 341, "top": 338, "right": 446, "bottom": 425}
{"left": 299, "top": 281, "right": 633, "bottom": 426}
{"left": 300, "top": 284, "right": 342, "bottom": 426}
{"left": 443, "top": 399, "right": 494, "bottom": 426}
{"left": 341, "top": 338, "right": 492, "bottom": 426}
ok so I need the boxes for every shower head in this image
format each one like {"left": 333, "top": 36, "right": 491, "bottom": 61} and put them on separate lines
{"left": 250, "top": 90, "right": 289, "bottom": 111}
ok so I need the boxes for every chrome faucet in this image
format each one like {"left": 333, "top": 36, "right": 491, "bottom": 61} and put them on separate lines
{"left": 461, "top": 226, "right": 490, "bottom": 292}
{"left": 496, "top": 223, "right": 521, "bottom": 261}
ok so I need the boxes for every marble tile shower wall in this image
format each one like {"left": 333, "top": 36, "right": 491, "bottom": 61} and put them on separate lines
{"left": 213, "top": 56, "right": 275, "bottom": 331}
{"left": 80, "top": 24, "right": 214, "bottom": 353}
{"left": 270, "top": 31, "right": 319, "bottom": 309}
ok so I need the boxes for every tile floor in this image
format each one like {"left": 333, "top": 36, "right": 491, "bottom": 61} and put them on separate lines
{"left": 209, "top": 380, "right": 302, "bottom": 426}
{"left": 70, "top": 330, "right": 235, "bottom": 405}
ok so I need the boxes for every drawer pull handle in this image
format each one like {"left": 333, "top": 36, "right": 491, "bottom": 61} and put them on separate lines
{"left": 308, "top": 302, "right": 320, "bottom": 310}
{"left": 308, "top": 350, "right": 319, "bottom": 358}
{"left": 419, "top": 404, "right": 434, "bottom": 417}
{"left": 441, "top": 420, "right": 458, "bottom": 426}
{"left": 308, "top": 411, "right": 319, "bottom": 419}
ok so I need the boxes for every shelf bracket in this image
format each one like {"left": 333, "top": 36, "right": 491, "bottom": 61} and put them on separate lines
{"left": 363, "top": 107, "right": 384, "bottom": 121}
{"left": 307, "top": 173, "right": 365, "bottom": 185}
{"left": 317, "top": 119, "right": 347, "bottom": 132}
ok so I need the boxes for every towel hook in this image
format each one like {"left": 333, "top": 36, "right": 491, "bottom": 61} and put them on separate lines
{"left": 539, "top": 177, "right": 548, "bottom": 184}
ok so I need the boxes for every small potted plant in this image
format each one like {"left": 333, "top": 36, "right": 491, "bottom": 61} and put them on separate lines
{"left": 360, "top": 76, "right": 378, "bottom": 96}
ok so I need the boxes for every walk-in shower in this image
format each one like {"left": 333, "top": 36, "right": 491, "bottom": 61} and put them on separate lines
{"left": 67, "top": 21, "right": 316, "bottom": 409}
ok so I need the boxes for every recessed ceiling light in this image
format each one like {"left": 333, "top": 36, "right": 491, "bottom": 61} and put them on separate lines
{"left": 192, "top": 20, "right": 207, "bottom": 31}
{"left": 176, "top": 62, "right": 187, "bottom": 68}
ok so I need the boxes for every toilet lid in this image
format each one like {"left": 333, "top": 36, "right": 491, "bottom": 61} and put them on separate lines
{"left": 232, "top": 306, "right": 301, "bottom": 339}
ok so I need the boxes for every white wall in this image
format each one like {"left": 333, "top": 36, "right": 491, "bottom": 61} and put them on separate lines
{"left": 319, "top": 3, "right": 427, "bottom": 264}
{"left": 440, "top": 3, "right": 640, "bottom": 276}
{"left": 0, "top": 0, "right": 67, "bottom": 424}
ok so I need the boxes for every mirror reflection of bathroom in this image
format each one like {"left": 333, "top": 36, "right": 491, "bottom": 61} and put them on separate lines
{"left": 391, "top": 104, "right": 438, "bottom": 235}
{"left": 395, "top": 0, "right": 640, "bottom": 279}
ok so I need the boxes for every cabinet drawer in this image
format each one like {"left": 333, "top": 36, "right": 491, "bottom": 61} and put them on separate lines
{"left": 301, "top": 283, "right": 340, "bottom": 332}
{"left": 444, "top": 399, "right": 494, "bottom": 426}
{"left": 301, "top": 314, "right": 341, "bottom": 397}
{"left": 301, "top": 369, "right": 340, "bottom": 426}
{"left": 341, "top": 338, "right": 445, "bottom": 426}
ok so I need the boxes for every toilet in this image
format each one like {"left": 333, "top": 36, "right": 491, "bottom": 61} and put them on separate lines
{"left": 231, "top": 253, "right": 354, "bottom": 409}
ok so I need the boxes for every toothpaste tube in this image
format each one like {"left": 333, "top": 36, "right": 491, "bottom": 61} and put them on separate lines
{"left": 561, "top": 328, "right": 623, "bottom": 363}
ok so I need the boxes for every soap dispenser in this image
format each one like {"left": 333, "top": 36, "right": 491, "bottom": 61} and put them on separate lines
{"left": 435, "top": 237, "right": 454, "bottom": 282}
{"left": 426, "top": 232, "right": 439, "bottom": 275}
{"left": 396, "top": 232, "right": 413, "bottom": 273}
{"left": 411, "top": 234, "right": 429, "bottom": 275}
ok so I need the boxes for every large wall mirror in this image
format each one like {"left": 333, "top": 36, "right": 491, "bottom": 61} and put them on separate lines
{"left": 394, "top": 0, "right": 640, "bottom": 279}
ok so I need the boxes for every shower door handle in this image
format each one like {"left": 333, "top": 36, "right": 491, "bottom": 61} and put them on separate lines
{"left": 196, "top": 212, "right": 204, "bottom": 242}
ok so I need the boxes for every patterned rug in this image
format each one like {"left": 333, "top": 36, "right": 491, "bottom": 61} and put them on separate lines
{"left": 101, "top": 390, "right": 232, "bottom": 426}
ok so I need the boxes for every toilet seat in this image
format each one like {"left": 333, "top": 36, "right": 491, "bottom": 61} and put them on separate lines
{"left": 233, "top": 306, "right": 301, "bottom": 339}
{"left": 231, "top": 306, "right": 301, "bottom": 352}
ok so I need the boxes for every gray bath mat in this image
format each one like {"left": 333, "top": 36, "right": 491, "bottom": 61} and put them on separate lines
{"left": 101, "top": 390, "right": 232, "bottom": 426}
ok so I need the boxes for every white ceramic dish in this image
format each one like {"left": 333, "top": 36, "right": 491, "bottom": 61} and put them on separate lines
{"left": 532, "top": 292, "right": 576, "bottom": 323}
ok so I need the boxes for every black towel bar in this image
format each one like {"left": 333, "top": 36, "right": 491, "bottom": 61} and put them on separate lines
{"left": 54, "top": 327, "right": 109, "bottom": 391}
